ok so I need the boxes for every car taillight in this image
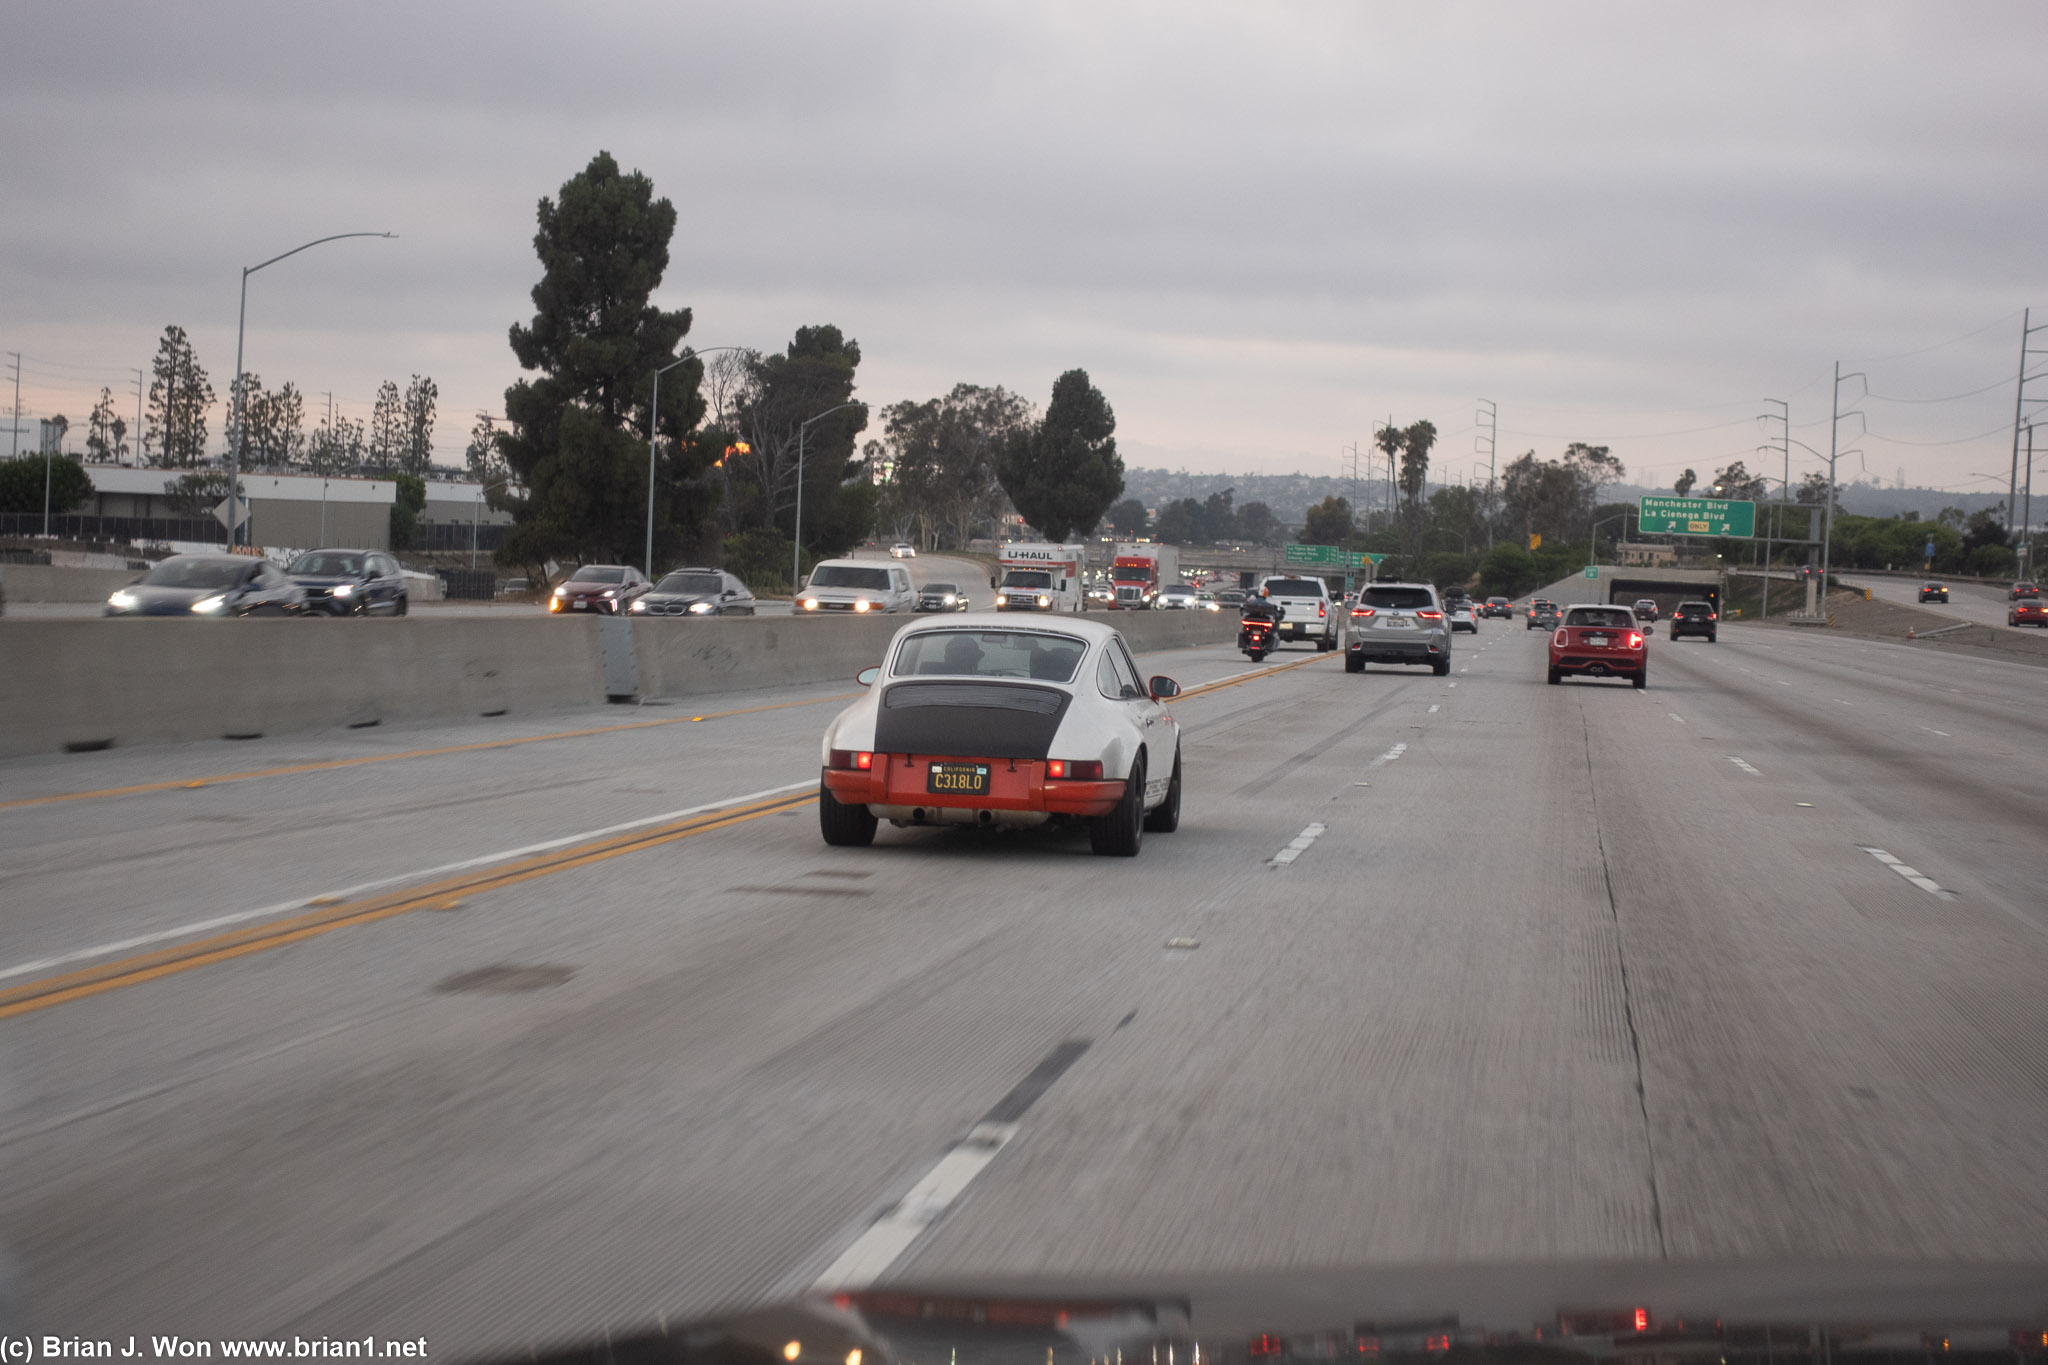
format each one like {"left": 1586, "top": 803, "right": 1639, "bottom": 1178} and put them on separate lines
{"left": 1553, "top": 628, "right": 1566, "bottom": 645}
{"left": 1351, "top": 607, "right": 1375, "bottom": 618}
{"left": 1047, "top": 759, "right": 1103, "bottom": 780}
{"left": 1628, "top": 632, "right": 1644, "bottom": 648}
{"left": 827, "top": 749, "right": 873, "bottom": 770}
{"left": 1709, "top": 611, "right": 1718, "bottom": 620}
{"left": 1417, "top": 609, "right": 1443, "bottom": 620}
{"left": 1318, "top": 601, "right": 1327, "bottom": 616}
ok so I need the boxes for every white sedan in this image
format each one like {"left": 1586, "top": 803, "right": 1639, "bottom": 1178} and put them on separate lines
{"left": 889, "top": 542, "right": 917, "bottom": 558}
{"left": 1153, "top": 584, "right": 1199, "bottom": 610}
{"left": 818, "top": 615, "right": 1184, "bottom": 856}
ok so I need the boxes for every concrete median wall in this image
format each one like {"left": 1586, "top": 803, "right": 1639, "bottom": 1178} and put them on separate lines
{"left": 0, "top": 565, "right": 142, "bottom": 604}
{"left": 0, "top": 608, "right": 1236, "bottom": 759}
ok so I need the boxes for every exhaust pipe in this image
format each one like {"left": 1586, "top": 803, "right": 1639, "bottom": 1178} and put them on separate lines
{"left": 977, "top": 809, "right": 994, "bottom": 826}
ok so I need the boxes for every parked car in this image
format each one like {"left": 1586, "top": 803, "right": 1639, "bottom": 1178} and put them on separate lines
{"left": 1919, "top": 581, "right": 1950, "bottom": 603}
{"left": 917, "top": 582, "right": 971, "bottom": 612}
{"left": 549, "top": 564, "right": 651, "bottom": 614}
{"left": 285, "top": 548, "right": 409, "bottom": 616}
{"left": 800, "top": 559, "right": 918, "bottom": 614}
{"left": 1668, "top": 600, "right": 1718, "bottom": 642}
{"left": 631, "top": 568, "right": 756, "bottom": 616}
{"left": 104, "top": 554, "right": 307, "bottom": 617}
{"left": 1548, "top": 604, "right": 1648, "bottom": 688}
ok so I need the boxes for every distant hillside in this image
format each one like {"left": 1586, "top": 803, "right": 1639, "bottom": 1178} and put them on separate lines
{"left": 1121, "top": 467, "right": 2011, "bottom": 528}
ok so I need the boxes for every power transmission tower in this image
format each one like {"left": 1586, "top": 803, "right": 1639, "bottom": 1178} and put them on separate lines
{"left": 1475, "top": 399, "right": 1497, "bottom": 549}
{"left": 2008, "top": 308, "right": 2048, "bottom": 540}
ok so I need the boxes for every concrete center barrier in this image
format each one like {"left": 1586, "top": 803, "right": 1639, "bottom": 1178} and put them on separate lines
{"left": 0, "top": 565, "right": 143, "bottom": 604}
{"left": 0, "top": 609, "right": 1237, "bottom": 759}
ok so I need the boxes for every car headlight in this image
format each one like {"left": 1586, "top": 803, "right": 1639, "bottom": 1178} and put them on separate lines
{"left": 853, "top": 599, "right": 872, "bottom": 613}
{"left": 332, "top": 582, "right": 356, "bottom": 598}
{"left": 802, "top": 598, "right": 820, "bottom": 611}
{"left": 601, "top": 588, "right": 617, "bottom": 599}
{"left": 943, "top": 594, "right": 956, "bottom": 604}
{"left": 688, "top": 600, "right": 714, "bottom": 614}
{"left": 191, "top": 594, "right": 229, "bottom": 615}
{"left": 631, "top": 599, "right": 648, "bottom": 612}
{"left": 553, "top": 585, "right": 568, "bottom": 597}
{"left": 107, "top": 590, "right": 137, "bottom": 610}
{"left": 997, "top": 593, "right": 1009, "bottom": 605}
{"left": 1037, "top": 595, "right": 1051, "bottom": 607}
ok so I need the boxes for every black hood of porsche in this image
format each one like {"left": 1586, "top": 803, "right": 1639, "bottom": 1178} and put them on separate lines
{"left": 873, "top": 681, "right": 1071, "bottom": 760}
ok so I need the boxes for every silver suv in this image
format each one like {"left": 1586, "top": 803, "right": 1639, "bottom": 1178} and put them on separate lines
{"left": 1345, "top": 581, "right": 1451, "bottom": 676}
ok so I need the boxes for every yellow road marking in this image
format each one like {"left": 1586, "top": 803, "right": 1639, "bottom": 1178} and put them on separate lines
{"left": 1, "top": 693, "right": 858, "bottom": 813}
{"left": 1179, "top": 650, "right": 1334, "bottom": 699}
{"left": 0, "top": 788, "right": 816, "bottom": 1019}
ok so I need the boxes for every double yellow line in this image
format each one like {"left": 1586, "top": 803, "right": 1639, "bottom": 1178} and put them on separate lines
{"left": 0, "top": 787, "right": 815, "bottom": 1020}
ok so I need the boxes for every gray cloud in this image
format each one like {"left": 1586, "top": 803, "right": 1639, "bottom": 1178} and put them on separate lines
{"left": 4, "top": 1, "right": 2044, "bottom": 488}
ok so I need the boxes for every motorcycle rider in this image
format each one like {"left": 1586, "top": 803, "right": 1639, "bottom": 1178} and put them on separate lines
{"left": 1239, "top": 587, "right": 1285, "bottom": 626}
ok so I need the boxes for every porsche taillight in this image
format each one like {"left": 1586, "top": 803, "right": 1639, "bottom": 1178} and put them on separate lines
{"left": 827, "top": 749, "right": 873, "bottom": 770}
{"left": 1047, "top": 759, "right": 1103, "bottom": 780}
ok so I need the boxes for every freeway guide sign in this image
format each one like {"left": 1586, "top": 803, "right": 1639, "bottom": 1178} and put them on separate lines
{"left": 1286, "top": 544, "right": 1386, "bottom": 568}
{"left": 1637, "top": 495, "right": 1756, "bottom": 538}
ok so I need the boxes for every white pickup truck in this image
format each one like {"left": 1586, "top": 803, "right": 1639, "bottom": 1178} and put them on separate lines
{"left": 1255, "top": 574, "right": 1339, "bottom": 652}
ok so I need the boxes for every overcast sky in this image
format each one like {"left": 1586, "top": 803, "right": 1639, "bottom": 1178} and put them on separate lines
{"left": 4, "top": 1, "right": 2046, "bottom": 497}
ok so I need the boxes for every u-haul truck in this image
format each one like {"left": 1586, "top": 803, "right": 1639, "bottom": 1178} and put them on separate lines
{"left": 994, "top": 542, "right": 1088, "bottom": 612}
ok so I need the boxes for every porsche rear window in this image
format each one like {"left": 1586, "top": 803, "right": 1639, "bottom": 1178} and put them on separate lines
{"left": 893, "top": 630, "right": 1086, "bottom": 682}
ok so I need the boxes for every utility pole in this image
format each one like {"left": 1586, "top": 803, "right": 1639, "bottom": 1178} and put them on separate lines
{"left": 1760, "top": 399, "right": 1789, "bottom": 620}
{"left": 1476, "top": 399, "right": 1497, "bottom": 550}
{"left": 2022, "top": 422, "right": 2035, "bottom": 580}
{"left": 6, "top": 352, "right": 19, "bottom": 459}
{"left": 1822, "top": 363, "right": 1865, "bottom": 612}
{"left": 2008, "top": 308, "right": 2047, "bottom": 548}
{"left": 131, "top": 368, "right": 145, "bottom": 465}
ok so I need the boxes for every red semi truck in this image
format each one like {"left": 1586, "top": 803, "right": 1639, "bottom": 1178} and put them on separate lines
{"left": 1109, "top": 543, "right": 1179, "bottom": 609}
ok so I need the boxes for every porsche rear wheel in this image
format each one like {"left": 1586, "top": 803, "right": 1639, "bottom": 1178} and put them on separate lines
{"left": 818, "top": 780, "right": 877, "bottom": 847}
{"left": 1090, "top": 755, "right": 1145, "bottom": 857}
{"left": 1143, "top": 748, "right": 1181, "bottom": 833}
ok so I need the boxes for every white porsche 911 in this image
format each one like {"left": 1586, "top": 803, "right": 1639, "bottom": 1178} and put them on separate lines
{"left": 819, "top": 615, "right": 1184, "bottom": 856}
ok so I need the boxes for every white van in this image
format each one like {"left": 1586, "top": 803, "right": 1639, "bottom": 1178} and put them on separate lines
{"left": 798, "top": 559, "right": 917, "bottom": 614}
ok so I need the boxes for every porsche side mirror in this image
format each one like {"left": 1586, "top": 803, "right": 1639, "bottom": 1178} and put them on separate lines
{"left": 1149, "top": 676, "right": 1180, "bottom": 700}
{"left": 855, "top": 666, "right": 880, "bottom": 687}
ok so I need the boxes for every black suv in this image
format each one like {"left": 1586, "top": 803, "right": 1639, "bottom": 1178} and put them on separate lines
{"left": 1669, "top": 600, "right": 1717, "bottom": 642}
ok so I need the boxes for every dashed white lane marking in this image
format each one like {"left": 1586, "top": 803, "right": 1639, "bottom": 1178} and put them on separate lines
{"left": 1833, "top": 698, "right": 1853, "bottom": 706}
{"left": 1860, "top": 847, "right": 1957, "bottom": 901}
{"left": 1775, "top": 680, "right": 1790, "bottom": 686}
{"left": 1668, "top": 713, "right": 1686, "bottom": 723}
{"left": 1447, "top": 682, "right": 1457, "bottom": 689}
{"left": 1427, "top": 704, "right": 1440, "bottom": 713}
{"left": 1368, "top": 742, "right": 1408, "bottom": 770}
{"left": 1920, "top": 726, "right": 1951, "bottom": 737}
{"left": 1728, "top": 756, "right": 1762, "bottom": 775}
{"left": 812, "top": 1120, "right": 1018, "bottom": 1288}
{"left": 1271, "top": 822, "right": 1329, "bottom": 866}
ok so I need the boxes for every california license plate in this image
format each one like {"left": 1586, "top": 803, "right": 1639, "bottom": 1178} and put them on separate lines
{"left": 1383, "top": 618, "right": 1409, "bottom": 628}
{"left": 926, "top": 762, "right": 990, "bottom": 796}
{"left": 1588, "top": 635, "right": 1609, "bottom": 646}
{"left": 571, "top": 600, "right": 588, "bottom": 610}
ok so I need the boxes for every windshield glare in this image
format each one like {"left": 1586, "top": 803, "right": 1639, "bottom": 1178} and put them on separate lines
{"left": 141, "top": 559, "right": 246, "bottom": 589}
{"left": 656, "top": 573, "right": 723, "bottom": 594}
{"left": 287, "top": 552, "right": 365, "bottom": 576}
{"left": 809, "top": 565, "right": 892, "bottom": 590}
{"left": 892, "top": 630, "right": 1087, "bottom": 682}
{"left": 569, "top": 566, "right": 626, "bottom": 583}
{"left": 1002, "top": 570, "right": 1054, "bottom": 589}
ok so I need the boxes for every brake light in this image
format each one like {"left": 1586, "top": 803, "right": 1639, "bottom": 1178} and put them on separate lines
{"left": 1047, "top": 759, "right": 1103, "bottom": 780}
{"left": 1318, "top": 601, "right": 1327, "bottom": 617}
{"left": 1351, "top": 607, "right": 1375, "bottom": 618}
{"left": 827, "top": 749, "right": 874, "bottom": 770}
{"left": 1633, "top": 1310, "right": 1649, "bottom": 1333}
{"left": 1417, "top": 609, "right": 1443, "bottom": 620}
{"left": 1628, "top": 632, "right": 1643, "bottom": 648}
{"left": 1709, "top": 612, "right": 1718, "bottom": 620}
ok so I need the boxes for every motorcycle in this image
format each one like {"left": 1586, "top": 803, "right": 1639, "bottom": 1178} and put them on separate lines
{"left": 1238, "top": 616, "right": 1274, "bottom": 661}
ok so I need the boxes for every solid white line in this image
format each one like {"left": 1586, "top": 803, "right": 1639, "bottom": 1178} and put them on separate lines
{"left": 811, "top": 1120, "right": 1018, "bottom": 1290}
{"left": 1860, "top": 846, "right": 1956, "bottom": 901}
{"left": 1271, "top": 821, "right": 1329, "bottom": 866}
{"left": 1728, "top": 756, "right": 1761, "bottom": 775}
{"left": 0, "top": 779, "right": 818, "bottom": 984}
{"left": 1668, "top": 713, "right": 1686, "bottom": 723}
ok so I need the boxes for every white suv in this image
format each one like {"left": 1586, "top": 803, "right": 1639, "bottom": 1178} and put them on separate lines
{"left": 1255, "top": 574, "right": 1339, "bottom": 652}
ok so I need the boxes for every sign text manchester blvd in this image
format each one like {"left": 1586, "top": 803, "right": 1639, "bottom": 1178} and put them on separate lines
{"left": 1637, "top": 495, "right": 1756, "bottom": 538}
{"left": 1285, "top": 544, "right": 1386, "bottom": 568}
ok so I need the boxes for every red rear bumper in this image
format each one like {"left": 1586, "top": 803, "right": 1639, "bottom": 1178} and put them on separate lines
{"left": 823, "top": 756, "right": 1123, "bottom": 817}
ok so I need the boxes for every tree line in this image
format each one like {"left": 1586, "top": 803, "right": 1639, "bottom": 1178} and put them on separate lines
{"left": 486, "top": 152, "right": 1128, "bottom": 591}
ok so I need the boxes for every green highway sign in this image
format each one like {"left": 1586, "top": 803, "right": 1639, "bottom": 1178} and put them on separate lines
{"left": 1286, "top": 545, "right": 1387, "bottom": 568}
{"left": 1583, "top": 565, "right": 1599, "bottom": 579}
{"left": 1638, "top": 495, "right": 1756, "bottom": 538}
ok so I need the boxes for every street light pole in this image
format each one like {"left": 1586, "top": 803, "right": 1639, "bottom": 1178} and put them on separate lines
{"left": 793, "top": 401, "right": 864, "bottom": 590}
{"left": 646, "top": 345, "right": 746, "bottom": 577}
{"left": 228, "top": 232, "right": 395, "bottom": 550}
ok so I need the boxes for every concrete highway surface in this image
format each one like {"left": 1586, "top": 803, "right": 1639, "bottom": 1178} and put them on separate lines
{"left": 3, "top": 617, "right": 2046, "bottom": 1352}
